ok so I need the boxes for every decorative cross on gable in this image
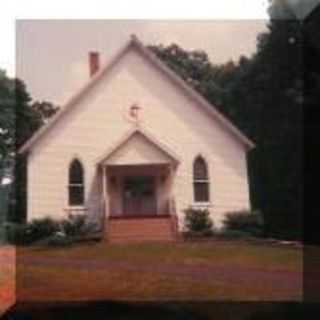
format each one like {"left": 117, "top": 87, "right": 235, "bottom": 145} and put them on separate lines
{"left": 129, "top": 103, "right": 141, "bottom": 122}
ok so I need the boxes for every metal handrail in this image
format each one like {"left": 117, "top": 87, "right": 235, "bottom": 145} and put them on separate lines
{"left": 169, "top": 197, "right": 179, "bottom": 238}
{"left": 101, "top": 197, "right": 107, "bottom": 239}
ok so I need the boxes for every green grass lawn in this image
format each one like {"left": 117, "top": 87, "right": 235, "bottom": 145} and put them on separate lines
{"left": 14, "top": 240, "right": 303, "bottom": 303}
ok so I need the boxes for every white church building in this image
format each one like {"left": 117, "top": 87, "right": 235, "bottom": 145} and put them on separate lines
{"left": 19, "top": 35, "right": 254, "bottom": 242}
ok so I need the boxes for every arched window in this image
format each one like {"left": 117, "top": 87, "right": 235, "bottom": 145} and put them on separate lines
{"left": 193, "top": 156, "right": 210, "bottom": 202}
{"left": 68, "top": 159, "right": 84, "bottom": 206}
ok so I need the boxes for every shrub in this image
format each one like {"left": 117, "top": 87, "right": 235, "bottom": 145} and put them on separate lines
{"left": 46, "top": 232, "right": 74, "bottom": 247}
{"left": 222, "top": 210, "right": 264, "bottom": 237}
{"left": 61, "top": 214, "right": 95, "bottom": 237}
{"left": 26, "top": 217, "right": 60, "bottom": 241}
{"left": 4, "top": 214, "right": 98, "bottom": 246}
{"left": 4, "top": 222, "right": 29, "bottom": 245}
{"left": 0, "top": 224, "right": 6, "bottom": 243}
{"left": 4, "top": 217, "right": 60, "bottom": 245}
{"left": 184, "top": 207, "right": 214, "bottom": 236}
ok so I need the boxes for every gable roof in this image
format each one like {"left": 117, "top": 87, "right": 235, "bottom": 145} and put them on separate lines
{"left": 19, "top": 35, "right": 255, "bottom": 154}
{"left": 96, "top": 126, "right": 180, "bottom": 166}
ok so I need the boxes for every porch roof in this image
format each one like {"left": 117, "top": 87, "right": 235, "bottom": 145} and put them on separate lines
{"left": 96, "top": 126, "right": 180, "bottom": 167}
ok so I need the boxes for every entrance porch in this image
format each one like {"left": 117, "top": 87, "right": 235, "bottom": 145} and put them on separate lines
{"left": 99, "top": 163, "right": 178, "bottom": 242}
{"left": 96, "top": 128, "right": 180, "bottom": 242}
{"left": 104, "top": 164, "right": 174, "bottom": 217}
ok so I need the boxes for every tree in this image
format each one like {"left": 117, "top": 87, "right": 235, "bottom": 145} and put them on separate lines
{"left": 302, "top": 4, "right": 319, "bottom": 244}
{"left": 0, "top": 70, "right": 15, "bottom": 181}
{"left": 0, "top": 70, "right": 59, "bottom": 222}
{"left": 246, "top": 1, "right": 303, "bottom": 239}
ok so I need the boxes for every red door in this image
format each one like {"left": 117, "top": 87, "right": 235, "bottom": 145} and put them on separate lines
{"left": 123, "top": 176, "right": 157, "bottom": 215}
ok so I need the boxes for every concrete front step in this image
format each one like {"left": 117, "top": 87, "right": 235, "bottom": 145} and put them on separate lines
{"left": 107, "top": 235, "right": 176, "bottom": 243}
{"left": 106, "top": 215, "right": 176, "bottom": 243}
{"left": 109, "top": 225, "right": 172, "bottom": 231}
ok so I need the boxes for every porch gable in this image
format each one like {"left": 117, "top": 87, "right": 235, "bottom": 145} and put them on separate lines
{"left": 96, "top": 127, "right": 180, "bottom": 166}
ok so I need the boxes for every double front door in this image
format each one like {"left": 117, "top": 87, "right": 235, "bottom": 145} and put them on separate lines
{"left": 123, "top": 176, "right": 157, "bottom": 215}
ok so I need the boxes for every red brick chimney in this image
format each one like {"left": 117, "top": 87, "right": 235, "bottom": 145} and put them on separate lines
{"left": 89, "top": 51, "right": 100, "bottom": 77}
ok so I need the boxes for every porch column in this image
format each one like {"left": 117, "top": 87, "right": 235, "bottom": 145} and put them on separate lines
{"left": 102, "top": 166, "right": 108, "bottom": 218}
{"left": 168, "top": 164, "right": 175, "bottom": 215}
{"left": 168, "top": 163, "right": 179, "bottom": 236}
{"left": 166, "top": 165, "right": 171, "bottom": 215}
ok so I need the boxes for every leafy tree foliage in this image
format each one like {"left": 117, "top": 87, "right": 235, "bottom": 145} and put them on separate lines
{"left": 0, "top": 70, "right": 15, "bottom": 178}
{"left": 302, "top": 4, "right": 319, "bottom": 244}
{"left": 0, "top": 71, "right": 58, "bottom": 222}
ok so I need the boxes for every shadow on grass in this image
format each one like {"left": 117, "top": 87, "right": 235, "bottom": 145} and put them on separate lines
{"left": 2, "top": 301, "right": 315, "bottom": 320}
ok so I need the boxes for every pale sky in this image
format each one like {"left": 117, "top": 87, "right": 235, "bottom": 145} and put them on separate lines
{"left": 16, "top": 20, "right": 268, "bottom": 105}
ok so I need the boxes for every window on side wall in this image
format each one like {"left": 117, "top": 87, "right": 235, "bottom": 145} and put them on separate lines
{"left": 68, "top": 159, "right": 84, "bottom": 206}
{"left": 193, "top": 156, "right": 210, "bottom": 203}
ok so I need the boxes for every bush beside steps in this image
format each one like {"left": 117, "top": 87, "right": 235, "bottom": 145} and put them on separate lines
{"left": 183, "top": 207, "right": 215, "bottom": 238}
{"left": 4, "top": 214, "right": 100, "bottom": 246}
{"left": 182, "top": 208, "right": 265, "bottom": 241}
